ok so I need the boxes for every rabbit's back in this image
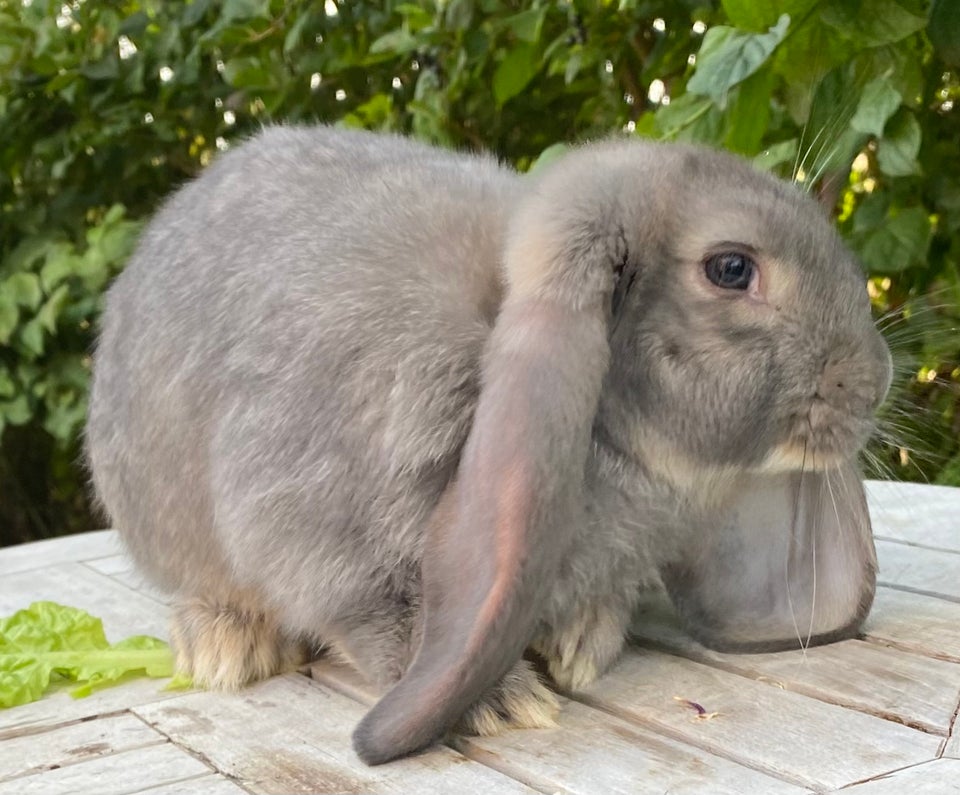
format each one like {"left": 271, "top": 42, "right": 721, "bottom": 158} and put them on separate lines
{"left": 87, "top": 126, "right": 515, "bottom": 625}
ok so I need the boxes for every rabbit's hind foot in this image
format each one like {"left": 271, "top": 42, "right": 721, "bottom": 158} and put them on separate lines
{"left": 457, "top": 659, "right": 560, "bottom": 737}
{"left": 170, "top": 595, "right": 306, "bottom": 690}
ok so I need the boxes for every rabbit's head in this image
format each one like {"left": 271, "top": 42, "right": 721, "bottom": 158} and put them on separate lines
{"left": 597, "top": 145, "right": 891, "bottom": 652}
{"left": 353, "top": 140, "right": 891, "bottom": 763}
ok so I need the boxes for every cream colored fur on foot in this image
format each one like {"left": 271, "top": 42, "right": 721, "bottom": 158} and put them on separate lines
{"left": 170, "top": 596, "right": 305, "bottom": 690}
{"left": 457, "top": 660, "right": 559, "bottom": 737}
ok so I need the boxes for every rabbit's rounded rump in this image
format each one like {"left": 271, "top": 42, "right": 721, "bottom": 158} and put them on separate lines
{"left": 86, "top": 126, "right": 891, "bottom": 765}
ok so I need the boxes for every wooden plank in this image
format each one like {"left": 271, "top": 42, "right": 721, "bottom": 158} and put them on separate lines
{"left": 140, "top": 774, "right": 253, "bottom": 794}
{"left": 310, "top": 660, "right": 808, "bottom": 794}
{"left": 0, "top": 562, "right": 168, "bottom": 640}
{"left": 134, "top": 673, "right": 537, "bottom": 795}
{"left": 839, "top": 759, "right": 960, "bottom": 793}
{"left": 456, "top": 700, "right": 810, "bottom": 795}
{"left": 574, "top": 648, "right": 940, "bottom": 791}
{"left": 866, "top": 480, "right": 960, "bottom": 552}
{"left": 0, "top": 714, "right": 164, "bottom": 782}
{"left": 947, "top": 725, "right": 960, "bottom": 759}
{"left": 876, "top": 539, "right": 960, "bottom": 601}
{"left": 866, "top": 587, "right": 960, "bottom": 663}
{"left": 82, "top": 555, "right": 170, "bottom": 605}
{"left": 629, "top": 597, "right": 960, "bottom": 734}
{"left": 0, "top": 678, "right": 183, "bottom": 737}
{"left": 0, "top": 531, "right": 121, "bottom": 575}
{"left": 0, "top": 742, "right": 211, "bottom": 795}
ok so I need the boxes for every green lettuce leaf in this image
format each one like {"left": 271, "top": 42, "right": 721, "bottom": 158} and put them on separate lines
{"left": 0, "top": 601, "right": 174, "bottom": 708}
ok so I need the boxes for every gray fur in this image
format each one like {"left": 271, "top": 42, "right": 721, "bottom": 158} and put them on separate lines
{"left": 86, "top": 125, "right": 891, "bottom": 764}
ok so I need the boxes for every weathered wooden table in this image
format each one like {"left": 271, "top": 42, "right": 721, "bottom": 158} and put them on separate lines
{"left": 1, "top": 480, "right": 958, "bottom": 794}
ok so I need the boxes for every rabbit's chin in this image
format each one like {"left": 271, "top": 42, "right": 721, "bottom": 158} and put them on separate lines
{"left": 760, "top": 443, "right": 854, "bottom": 474}
{"left": 764, "top": 411, "right": 876, "bottom": 473}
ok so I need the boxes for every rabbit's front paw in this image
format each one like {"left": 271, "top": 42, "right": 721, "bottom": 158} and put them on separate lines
{"left": 171, "top": 596, "right": 306, "bottom": 690}
{"left": 457, "top": 659, "right": 559, "bottom": 736}
{"left": 535, "top": 604, "right": 628, "bottom": 692}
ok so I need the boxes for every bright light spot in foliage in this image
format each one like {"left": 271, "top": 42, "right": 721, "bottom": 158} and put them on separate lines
{"left": 324, "top": 0, "right": 338, "bottom": 16}
{"left": 216, "top": 137, "right": 230, "bottom": 151}
{"left": 652, "top": 18, "right": 666, "bottom": 32}
{"left": 223, "top": 110, "right": 236, "bottom": 126}
{"left": 648, "top": 79, "right": 666, "bottom": 104}
{"left": 56, "top": 4, "right": 72, "bottom": 28}
{"left": 687, "top": 54, "right": 696, "bottom": 66}
{"left": 624, "top": 92, "right": 634, "bottom": 105}
{"left": 335, "top": 89, "right": 347, "bottom": 101}
{"left": 159, "top": 66, "right": 175, "bottom": 83}
{"left": 392, "top": 76, "right": 402, "bottom": 89}
{"left": 604, "top": 60, "right": 614, "bottom": 74}
{"left": 692, "top": 21, "right": 707, "bottom": 35}
{"left": 624, "top": 120, "right": 636, "bottom": 132}
{"left": 661, "top": 95, "right": 671, "bottom": 105}
{"left": 118, "top": 35, "right": 138, "bottom": 60}
{"left": 143, "top": 113, "right": 154, "bottom": 124}
{"left": 852, "top": 152, "right": 869, "bottom": 173}
{"left": 310, "top": 73, "right": 322, "bottom": 89}
{"left": 216, "top": 60, "right": 225, "bottom": 73}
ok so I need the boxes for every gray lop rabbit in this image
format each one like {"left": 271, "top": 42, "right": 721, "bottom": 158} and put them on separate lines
{"left": 85, "top": 126, "right": 892, "bottom": 765}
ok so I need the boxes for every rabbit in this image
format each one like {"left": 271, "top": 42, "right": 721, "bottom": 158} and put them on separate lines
{"left": 85, "top": 124, "right": 892, "bottom": 765}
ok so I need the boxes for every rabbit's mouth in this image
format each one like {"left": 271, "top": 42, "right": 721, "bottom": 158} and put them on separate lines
{"left": 768, "top": 402, "right": 875, "bottom": 471}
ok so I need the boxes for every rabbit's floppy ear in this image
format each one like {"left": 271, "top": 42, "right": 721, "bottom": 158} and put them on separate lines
{"left": 352, "top": 181, "right": 622, "bottom": 764}
{"left": 661, "top": 461, "right": 876, "bottom": 652}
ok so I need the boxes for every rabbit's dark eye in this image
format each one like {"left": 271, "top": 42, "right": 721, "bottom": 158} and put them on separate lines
{"left": 704, "top": 252, "right": 755, "bottom": 290}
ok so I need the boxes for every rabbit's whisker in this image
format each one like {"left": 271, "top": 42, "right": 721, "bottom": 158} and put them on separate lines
{"left": 786, "top": 441, "right": 810, "bottom": 656}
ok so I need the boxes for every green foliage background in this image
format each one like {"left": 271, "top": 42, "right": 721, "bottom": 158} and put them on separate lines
{"left": 1, "top": 0, "right": 958, "bottom": 545}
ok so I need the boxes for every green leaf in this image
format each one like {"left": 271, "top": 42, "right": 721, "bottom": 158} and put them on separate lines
{"left": 3, "top": 273, "right": 42, "bottom": 310}
{"left": 687, "top": 14, "right": 790, "bottom": 108}
{"left": 821, "top": 1, "right": 927, "bottom": 48}
{"left": 0, "top": 602, "right": 175, "bottom": 708}
{"left": 754, "top": 139, "right": 799, "bottom": 172}
{"left": 850, "top": 76, "right": 902, "bottom": 138}
{"left": 928, "top": 0, "right": 960, "bottom": 66}
{"left": 654, "top": 93, "right": 721, "bottom": 142}
{"left": 36, "top": 285, "right": 70, "bottom": 334}
{"left": 0, "top": 393, "right": 31, "bottom": 425}
{"left": 564, "top": 50, "right": 583, "bottom": 84}
{"left": 444, "top": 0, "right": 474, "bottom": 30}
{"left": 39, "top": 244, "right": 82, "bottom": 292}
{"left": 877, "top": 110, "right": 921, "bottom": 177}
{"left": 859, "top": 207, "right": 932, "bottom": 273}
{"left": 528, "top": 143, "right": 570, "bottom": 175}
{"left": 722, "top": 0, "right": 816, "bottom": 31}
{"left": 181, "top": 0, "right": 211, "bottom": 28}
{"left": 370, "top": 29, "right": 419, "bottom": 55}
{"left": 119, "top": 11, "right": 150, "bottom": 36}
{"left": 0, "top": 367, "right": 14, "bottom": 399}
{"left": 935, "top": 451, "right": 960, "bottom": 487}
{"left": 220, "top": 0, "right": 269, "bottom": 22}
{"left": 222, "top": 57, "right": 275, "bottom": 89}
{"left": 283, "top": 10, "right": 310, "bottom": 55}
{"left": 0, "top": 299, "right": 17, "bottom": 345}
{"left": 81, "top": 55, "right": 120, "bottom": 81}
{"left": 5, "top": 237, "right": 52, "bottom": 272}
{"left": 724, "top": 68, "right": 775, "bottom": 155}
{"left": 19, "top": 318, "right": 45, "bottom": 357}
{"left": 493, "top": 44, "right": 539, "bottom": 106}
{"left": 502, "top": 7, "right": 547, "bottom": 44}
